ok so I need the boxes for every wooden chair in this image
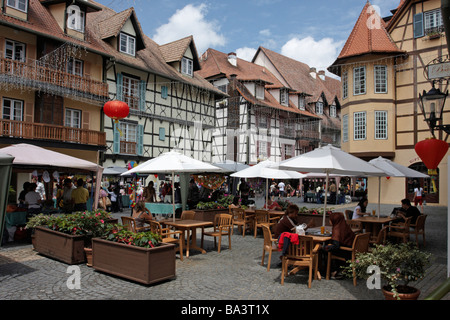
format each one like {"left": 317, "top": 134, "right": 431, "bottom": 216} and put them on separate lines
{"left": 370, "top": 226, "right": 388, "bottom": 249}
{"left": 201, "top": 213, "right": 232, "bottom": 253}
{"left": 346, "top": 220, "right": 362, "bottom": 234}
{"left": 261, "top": 224, "right": 279, "bottom": 271}
{"left": 345, "top": 210, "right": 353, "bottom": 220}
{"left": 121, "top": 216, "right": 150, "bottom": 233}
{"left": 180, "top": 210, "right": 196, "bottom": 220}
{"left": 254, "top": 210, "right": 277, "bottom": 238}
{"left": 230, "top": 208, "right": 253, "bottom": 237}
{"left": 388, "top": 216, "right": 412, "bottom": 243}
{"left": 281, "top": 235, "right": 320, "bottom": 288}
{"left": 326, "top": 232, "right": 371, "bottom": 286}
{"left": 150, "top": 220, "right": 184, "bottom": 261}
{"left": 410, "top": 214, "right": 427, "bottom": 247}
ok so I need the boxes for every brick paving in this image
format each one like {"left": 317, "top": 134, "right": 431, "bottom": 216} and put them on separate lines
{"left": 0, "top": 199, "right": 448, "bottom": 301}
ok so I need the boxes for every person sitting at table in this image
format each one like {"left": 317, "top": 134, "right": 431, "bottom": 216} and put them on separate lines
{"left": 187, "top": 179, "right": 200, "bottom": 209}
{"left": 352, "top": 197, "right": 369, "bottom": 219}
{"left": 228, "top": 196, "right": 241, "bottom": 209}
{"left": 395, "top": 198, "right": 421, "bottom": 225}
{"left": 322, "top": 212, "right": 355, "bottom": 279}
{"left": 142, "top": 181, "right": 156, "bottom": 203}
{"left": 18, "top": 182, "right": 31, "bottom": 208}
{"left": 263, "top": 198, "right": 282, "bottom": 211}
{"left": 275, "top": 204, "right": 314, "bottom": 260}
{"left": 25, "top": 183, "right": 43, "bottom": 217}
{"left": 132, "top": 201, "right": 153, "bottom": 229}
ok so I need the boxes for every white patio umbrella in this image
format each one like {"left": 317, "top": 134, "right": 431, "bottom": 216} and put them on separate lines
{"left": 230, "top": 160, "right": 306, "bottom": 208}
{"left": 212, "top": 160, "right": 249, "bottom": 173}
{"left": 369, "top": 156, "right": 429, "bottom": 217}
{"left": 121, "top": 151, "right": 222, "bottom": 221}
{"left": 279, "top": 145, "right": 386, "bottom": 226}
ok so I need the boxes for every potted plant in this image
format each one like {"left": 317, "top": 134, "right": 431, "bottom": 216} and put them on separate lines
{"left": 344, "top": 242, "right": 431, "bottom": 300}
{"left": 91, "top": 224, "right": 176, "bottom": 285}
{"left": 26, "top": 210, "right": 113, "bottom": 265}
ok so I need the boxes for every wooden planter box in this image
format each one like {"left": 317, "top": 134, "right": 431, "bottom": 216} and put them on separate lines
{"left": 92, "top": 238, "right": 176, "bottom": 285}
{"left": 194, "top": 208, "right": 229, "bottom": 223}
{"left": 33, "top": 226, "right": 87, "bottom": 264}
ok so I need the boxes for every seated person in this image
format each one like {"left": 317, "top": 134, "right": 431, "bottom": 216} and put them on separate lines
{"left": 394, "top": 198, "right": 421, "bottom": 225}
{"left": 352, "top": 198, "right": 369, "bottom": 219}
{"left": 228, "top": 196, "right": 241, "bottom": 209}
{"left": 275, "top": 204, "right": 314, "bottom": 258}
{"left": 132, "top": 201, "right": 153, "bottom": 229}
{"left": 263, "top": 198, "right": 282, "bottom": 211}
{"left": 323, "top": 212, "right": 355, "bottom": 279}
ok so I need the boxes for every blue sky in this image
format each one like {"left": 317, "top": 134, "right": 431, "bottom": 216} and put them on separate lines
{"left": 95, "top": 0, "right": 400, "bottom": 74}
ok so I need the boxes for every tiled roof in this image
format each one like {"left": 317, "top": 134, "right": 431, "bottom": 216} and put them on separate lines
{"left": 334, "top": 1, "right": 402, "bottom": 61}
{"left": 0, "top": 0, "right": 225, "bottom": 97}
{"left": 255, "top": 47, "right": 342, "bottom": 105}
{"left": 160, "top": 35, "right": 194, "bottom": 63}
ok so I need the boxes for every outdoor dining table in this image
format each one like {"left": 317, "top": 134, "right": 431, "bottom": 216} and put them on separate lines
{"left": 353, "top": 215, "right": 395, "bottom": 242}
{"left": 160, "top": 219, "right": 213, "bottom": 258}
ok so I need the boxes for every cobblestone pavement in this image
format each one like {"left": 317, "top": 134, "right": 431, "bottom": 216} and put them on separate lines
{"left": 0, "top": 199, "right": 448, "bottom": 301}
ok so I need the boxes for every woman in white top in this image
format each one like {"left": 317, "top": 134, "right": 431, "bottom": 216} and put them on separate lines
{"left": 414, "top": 185, "right": 424, "bottom": 213}
{"left": 352, "top": 198, "right": 369, "bottom": 220}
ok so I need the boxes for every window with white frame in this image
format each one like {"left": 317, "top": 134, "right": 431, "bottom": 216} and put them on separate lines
{"left": 299, "top": 96, "right": 305, "bottom": 110}
{"left": 258, "top": 114, "right": 268, "bottom": 128}
{"left": 374, "top": 65, "right": 387, "bottom": 93}
{"left": 255, "top": 84, "right": 265, "bottom": 100}
{"left": 119, "top": 32, "right": 136, "bottom": 56}
{"left": 67, "top": 58, "right": 83, "bottom": 76}
{"left": 375, "top": 111, "right": 388, "bottom": 140}
{"left": 258, "top": 141, "right": 268, "bottom": 158}
{"left": 122, "top": 75, "right": 140, "bottom": 110}
{"left": 181, "top": 57, "right": 193, "bottom": 76}
{"left": 354, "top": 112, "right": 366, "bottom": 140}
{"left": 120, "top": 122, "right": 138, "bottom": 155}
{"left": 342, "top": 71, "right": 348, "bottom": 99}
{"left": 5, "top": 39, "right": 26, "bottom": 62}
{"left": 65, "top": 108, "right": 81, "bottom": 128}
{"left": 283, "top": 144, "right": 293, "bottom": 160}
{"left": 6, "top": 0, "right": 27, "bottom": 12}
{"left": 316, "top": 101, "right": 323, "bottom": 115}
{"left": 2, "top": 98, "right": 23, "bottom": 121}
{"left": 353, "top": 66, "right": 366, "bottom": 95}
{"left": 67, "top": 6, "right": 85, "bottom": 33}
{"left": 330, "top": 105, "right": 336, "bottom": 118}
{"left": 342, "top": 114, "right": 348, "bottom": 142}
{"left": 280, "top": 89, "right": 289, "bottom": 106}
{"left": 425, "top": 9, "right": 444, "bottom": 34}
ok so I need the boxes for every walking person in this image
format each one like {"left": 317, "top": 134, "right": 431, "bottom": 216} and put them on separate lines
{"left": 413, "top": 184, "right": 424, "bottom": 213}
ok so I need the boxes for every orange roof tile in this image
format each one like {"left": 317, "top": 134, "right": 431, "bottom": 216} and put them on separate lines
{"left": 335, "top": 1, "right": 402, "bottom": 60}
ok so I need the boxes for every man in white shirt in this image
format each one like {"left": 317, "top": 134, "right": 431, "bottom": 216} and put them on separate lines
{"left": 278, "top": 181, "right": 285, "bottom": 198}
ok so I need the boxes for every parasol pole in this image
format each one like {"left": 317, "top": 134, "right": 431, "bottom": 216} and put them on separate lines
{"left": 323, "top": 171, "right": 329, "bottom": 226}
{"left": 378, "top": 176, "right": 381, "bottom": 218}
{"left": 172, "top": 171, "right": 176, "bottom": 223}
{"left": 266, "top": 178, "right": 269, "bottom": 210}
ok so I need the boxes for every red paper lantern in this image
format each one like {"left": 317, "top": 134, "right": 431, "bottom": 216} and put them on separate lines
{"left": 103, "top": 100, "right": 130, "bottom": 121}
{"left": 415, "top": 138, "right": 449, "bottom": 170}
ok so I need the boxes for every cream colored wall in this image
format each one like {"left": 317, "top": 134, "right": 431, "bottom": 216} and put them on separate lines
{"left": 122, "top": 19, "right": 136, "bottom": 36}
{"left": 48, "top": 3, "right": 66, "bottom": 31}
{"left": 0, "top": 25, "right": 37, "bottom": 60}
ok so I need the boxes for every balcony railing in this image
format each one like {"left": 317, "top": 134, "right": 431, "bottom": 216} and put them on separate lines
{"left": 0, "top": 119, "right": 106, "bottom": 147}
{"left": 0, "top": 56, "right": 109, "bottom": 102}
{"left": 296, "top": 129, "right": 320, "bottom": 141}
{"left": 120, "top": 141, "right": 137, "bottom": 155}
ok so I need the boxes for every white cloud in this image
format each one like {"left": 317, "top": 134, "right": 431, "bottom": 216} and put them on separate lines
{"left": 236, "top": 47, "right": 257, "bottom": 62}
{"left": 259, "top": 29, "right": 271, "bottom": 37}
{"left": 153, "top": 4, "right": 226, "bottom": 55}
{"left": 281, "top": 36, "right": 344, "bottom": 75}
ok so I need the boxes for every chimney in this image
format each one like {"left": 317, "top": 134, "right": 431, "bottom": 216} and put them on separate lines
{"left": 228, "top": 52, "right": 237, "bottom": 67}
{"left": 318, "top": 70, "right": 326, "bottom": 80}
{"left": 310, "top": 67, "right": 317, "bottom": 79}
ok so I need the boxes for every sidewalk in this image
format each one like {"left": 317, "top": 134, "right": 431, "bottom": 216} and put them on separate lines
{"left": 0, "top": 198, "right": 448, "bottom": 300}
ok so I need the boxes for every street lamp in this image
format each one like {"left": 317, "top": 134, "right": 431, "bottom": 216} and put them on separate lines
{"left": 418, "top": 82, "right": 450, "bottom": 136}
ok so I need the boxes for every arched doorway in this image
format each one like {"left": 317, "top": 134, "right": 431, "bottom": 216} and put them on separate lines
{"left": 406, "top": 162, "right": 439, "bottom": 204}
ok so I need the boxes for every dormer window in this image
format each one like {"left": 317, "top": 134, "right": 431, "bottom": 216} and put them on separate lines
{"left": 119, "top": 32, "right": 136, "bottom": 56}
{"left": 181, "top": 57, "right": 193, "bottom": 76}
{"left": 316, "top": 101, "right": 323, "bottom": 115}
{"left": 280, "top": 89, "right": 289, "bottom": 106}
{"left": 67, "top": 5, "right": 85, "bottom": 33}
{"left": 299, "top": 96, "right": 305, "bottom": 110}
{"left": 330, "top": 105, "right": 336, "bottom": 117}
{"left": 255, "top": 84, "right": 265, "bottom": 100}
{"left": 6, "top": 0, "right": 27, "bottom": 13}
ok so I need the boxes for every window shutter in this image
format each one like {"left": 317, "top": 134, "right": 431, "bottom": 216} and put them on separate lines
{"left": 137, "top": 124, "right": 144, "bottom": 156}
{"left": 113, "top": 123, "right": 120, "bottom": 154}
{"left": 116, "top": 73, "right": 123, "bottom": 101}
{"left": 414, "top": 13, "right": 424, "bottom": 38}
{"left": 139, "top": 80, "right": 146, "bottom": 111}
{"left": 161, "top": 86, "right": 168, "bottom": 99}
